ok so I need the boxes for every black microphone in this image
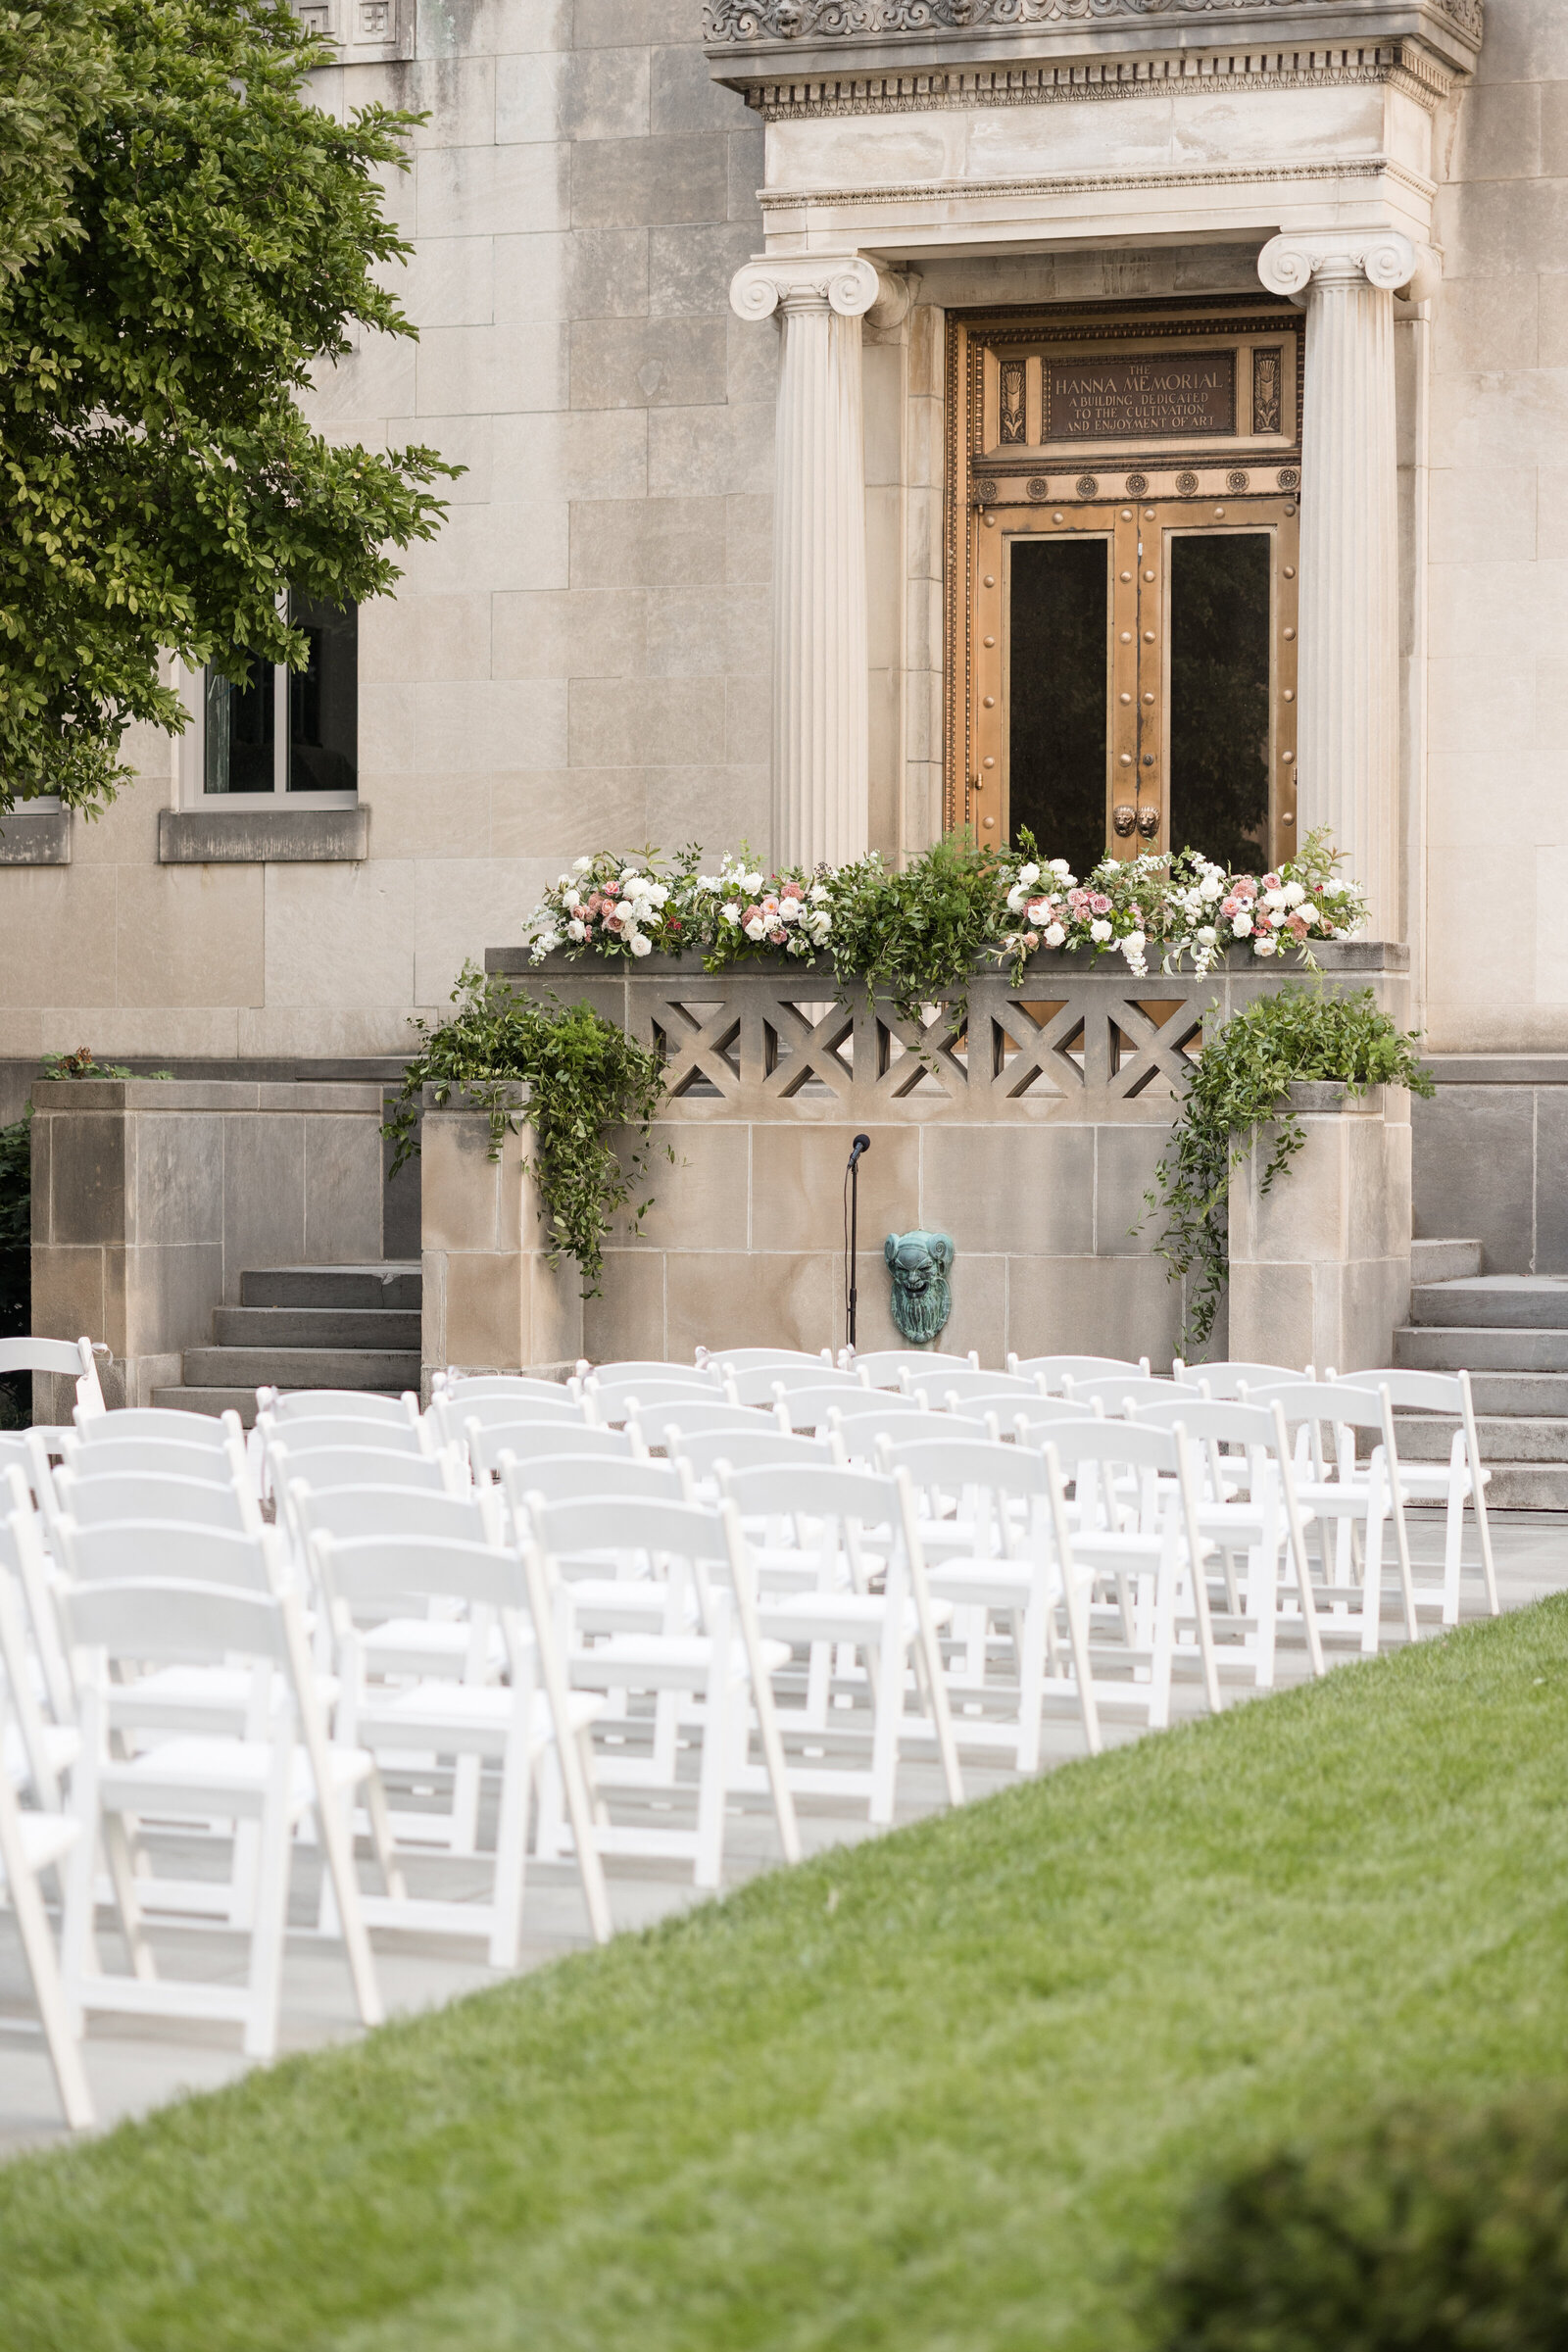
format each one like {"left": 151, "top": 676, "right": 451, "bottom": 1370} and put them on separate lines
{"left": 848, "top": 1134, "right": 871, "bottom": 1168}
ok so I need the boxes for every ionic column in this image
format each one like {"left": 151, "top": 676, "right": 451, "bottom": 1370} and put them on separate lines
{"left": 1258, "top": 230, "right": 1416, "bottom": 937}
{"left": 730, "top": 254, "right": 880, "bottom": 871}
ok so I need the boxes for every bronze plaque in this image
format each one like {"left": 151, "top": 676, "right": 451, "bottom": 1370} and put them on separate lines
{"left": 1045, "top": 350, "right": 1236, "bottom": 442}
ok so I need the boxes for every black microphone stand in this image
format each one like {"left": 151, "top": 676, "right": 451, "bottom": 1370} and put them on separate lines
{"left": 845, "top": 1134, "right": 871, "bottom": 1356}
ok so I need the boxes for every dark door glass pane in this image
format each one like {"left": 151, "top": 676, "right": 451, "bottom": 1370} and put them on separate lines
{"left": 288, "top": 596, "right": 358, "bottom": 792}
{"left": 1168, "top": 532, "right": 1270, "bottom": 870}
{"left": 1007, "top": 537, "right": 1108, "bottom": 878}
{"left": 204, "top": 663, "right": 274, "bottom": 793}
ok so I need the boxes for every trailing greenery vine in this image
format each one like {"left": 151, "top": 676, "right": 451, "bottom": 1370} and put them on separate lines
{"left": 822, "top": 831, "right": 1019, "bottom": 1037}
{"left": 384, "top": 963, "right": 667, "bottom": 1297}
{"left": 1146, "top": 986, "right": 1435, "bottom": 1354}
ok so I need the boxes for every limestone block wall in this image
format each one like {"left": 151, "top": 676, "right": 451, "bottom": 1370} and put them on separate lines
{"left": 419, "top": 1083, "right": 583, "bottom": 1387}
{"left": 459, "top": 941, "right": 1413, "bottom": 1374}
{"left": 28, "top": 1080, "right": 390, "bottom": 1410}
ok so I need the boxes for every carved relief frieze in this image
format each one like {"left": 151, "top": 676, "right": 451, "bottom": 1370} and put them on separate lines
{"left": 707, "top": 0, "right": 1480, "bottom": 51}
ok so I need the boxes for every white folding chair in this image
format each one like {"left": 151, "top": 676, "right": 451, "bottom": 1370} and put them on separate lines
{"left": 0, "top": 1544, "right": 78, "bottom": 1810}
{"left": 0, "top": 1337, "right": 105, "bottom": 1443}
{"left": 53, "top": 1466, "right": 262, "bottom": 1538}
{"left": 583, "top": 1373, "right": 716, "bottom": 1427}
{"left": 1061, "top": 1374, "right": 1181, "bottom": 1414}
{"left": 311, "top": 1530, "right": 611, "bottom": 1959}
{"left": 724, "top": 1363, "right": 866, "bottom": 1408}
{"left": 854, "top": 1349, "right": 979, "bottom": 1391}
{"left": 434, "top": 1389, "right": 589, "bottom": 1455}
{"left": 256, "top": 1388, "right": 419, "bottom": 1429}
{"left": 0, "top": 1764, "right": 92, "bottom": 2128}
{"left": 1031, "top": 1421, "right": 1219, "bottom": 1724}
{"left": 657, "top": 1400, "right": 783, "bottom": 1447}
{"left": 913, "top": 1368, "right": 1045, "bottom": 1409}
{"left": 1245, "top": 1380, "right": 1419, "bottom": 1654}
{"left": 877, "top": 1437, "right": 1099, "bottom": 1770}
{"left": 1176, "top": 1362, "right": 1309, "bottom": 1400}
{"left": 775, "top": 1385, "right": 920, "bottom": 1436}
{"left": 467, "top": 1420, "right": 645, "bottom": 1486}
{"left": 514, "top": 1487, "right": 798, "bottom": 1888}
{"left": 432, "top": 1373, "right": 576, "bottom": 1407}
{"left": 1330, "top": 1368, "right": 1499, "bottom": 1627}
{"left": 71, "top": 1406, "right": 243, "bottom": 1452}
{"left": 59, "top": 1573, "right": 384, "bottom": 2059}
{"left": 578, "top": 1359, "right": 719, "bottom": 1390}
{"left": 1128, "top": 1394, "right": 1324, "bottom": 1687}
{"left": 1007, "top": 1352, "right": 1151, "bottom": 1391}
{"left": 706, "top": 1348, "right": 833, "bottom": 1376}
{"left": 716, "top": 1462, "right": 962, "bottom": 1825}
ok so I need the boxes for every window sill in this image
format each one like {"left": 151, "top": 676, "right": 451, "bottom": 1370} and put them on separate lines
{"left": 159, "top": 805, "right": 369, "bottom": 863}
{"left": 0, "top": 806, "right": 71, "bottom": 865}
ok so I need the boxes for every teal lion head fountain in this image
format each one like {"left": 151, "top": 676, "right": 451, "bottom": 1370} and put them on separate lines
{"left": 883, "top": 1230, "right": 955, "bottom": 1346}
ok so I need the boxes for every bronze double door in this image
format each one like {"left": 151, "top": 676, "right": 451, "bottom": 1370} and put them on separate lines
{"left": 950, "top": 301, "right": 1305, "bottom": 874}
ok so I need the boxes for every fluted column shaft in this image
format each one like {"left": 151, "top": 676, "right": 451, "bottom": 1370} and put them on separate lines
{"left": 731, "top": 254, "right": 880, "bottom": 871}
{"left": 1259, "top": 231, "right": 1415, "bottom": 938}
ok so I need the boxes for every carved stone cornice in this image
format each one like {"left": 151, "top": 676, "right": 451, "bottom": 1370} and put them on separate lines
{"left": 706, "top": 0, "right": 1480, "bottom": 92}
{"left": 1257, "top": 227, "right": 1430, "bottom": 303}
{"left": 729, "top": 253, "right": 883, "bottom": 318}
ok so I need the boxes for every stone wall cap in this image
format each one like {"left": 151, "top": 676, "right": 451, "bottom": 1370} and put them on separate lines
{"left": 30, "top": 1078, "right": 385, "bottom": 1112}
{"left": 492, "top": 939, "right": 1411, "bottom": 984}
{"left": 1283, "top": 1080, "right": 1387, "bottom": 1113}
{"left": 419, "top": 1081, "right": 529, "bottom": 1112}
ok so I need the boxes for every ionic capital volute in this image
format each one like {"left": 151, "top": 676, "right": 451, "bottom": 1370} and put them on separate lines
{"left": 1257, "top": 230, "right": 1425, "bottom": 308}
{"left": 729, "top": 253, "right": 881, "bottom": 322}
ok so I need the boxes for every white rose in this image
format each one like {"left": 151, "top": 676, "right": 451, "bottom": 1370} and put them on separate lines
{"left": 630, "top": 933, "right": 652, "bottom": 956}
{"left": 1270, "top": 909, "right": 1288, "bottom": 929}
{"left": 721, "top": 902, "right": 740, "bottom": 923}
{"left": 743, "top": 916, "right": 766, "bottom": 941}
{"left": 1090, "top": 918, "right": 1112, "bottom": 944}
{"left": 1200, "top": 874, "right": 1223, "bottom": 902}
{"left": 1196, "top": 924, "right": 1217, "bottom": 946}
{"left": 810, "top": 881, "right": 831, "bottom": 904}
{"left": 1017, "top": 862, "right": 1040, "bottom": 887}
{"left": 1044, "top": 921, "right": 1065, "bottom": 948}
{"left": 1050, "top": 859, "right": 1073, "bottom": 881}
{"left": 1232, "top": 911, "right": 1253, "bottom": 937}
{"left": 566, "top": 918, "right": 586, "bottom": 942}
{"left": 744, "top": 871, "right": 763, "bottom": 894}
{"left": 1120, "top": 930, "right": 1145, "bottom": 961}
{"left": 572, "top": 856, "right": 593, "bottom": 874}
{"left": 779, "top": 896, "right": 802, "bottom": 921}
{"left": 1262, "top": 887, "right": 1287, "bottom": 910}
{"left": 1253, "top": 934, "right": 1277, "bottom": 957}
{"left": 1283, "top": 881, "right": 1306, "bottom": 907}
{"left": 1006, "top": 885, "right": 1027, "bottom": 914}
{"left": 536, "top": 930, "right": 560, "bottom": 954}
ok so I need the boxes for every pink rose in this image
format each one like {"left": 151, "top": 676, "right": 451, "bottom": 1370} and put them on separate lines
{"left": 781, "top": 880, "right": 804, "bottom": 900}
{"left": 602, "top": 879, "right": 619, "bottom": 897}
{"left": 1090, "top": 892, "right": 1112, "bottom": 915}
{"left": 742, "top": 904, "right": 761, "bottom": 926}
{"left": 1262, "top": 873, "right": 1282, "bottom": 891}
{"left": 1220, "top": 896, "right": 1240, "bottom": 918}
{"left": 1288, "top": 913, "right": 1310, "bottom": 940}
{"left": 1023, "top": 930, "right": 1040, "bottom": 950}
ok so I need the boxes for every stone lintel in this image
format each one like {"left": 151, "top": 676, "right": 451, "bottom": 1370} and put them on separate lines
{"left": 0, "top": 807, "right": 71, "bottom": 865}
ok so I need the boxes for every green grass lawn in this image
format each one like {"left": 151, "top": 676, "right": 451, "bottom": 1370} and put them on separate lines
{"left": 5, "top": 1601, "right": 1568, "bottom": 2352}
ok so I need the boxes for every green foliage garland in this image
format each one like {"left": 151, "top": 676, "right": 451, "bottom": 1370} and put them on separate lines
{"left": 0, "top": 0, "right": 454, "bottom": 813}
{"left": 384, "top": 964, "right": 667, "bottom": 1298}
{"left": 1146, "top": 986, "right": 1434, "bottom": 1354}
{"left": 821, "top": 833, "right": 1016, "bottom": 1034}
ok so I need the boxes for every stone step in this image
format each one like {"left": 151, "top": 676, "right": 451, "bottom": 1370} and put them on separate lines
{"left": 1396, "top": 1326, "right": 1568, "bottom": 1373}
{"left": 149, "top": 1386, "right": 408, "bottom": 1427}
{"left": 1394, "top": 1413, "right": 1568, "bottom": 1463}
{"left": 212, "top": 1305, "right": 422, "bottom": 1350}
{"left": 1479, "top": 1464, "right": 1568, "bottom": 1511}
{"left": 238, "top": 1264, "right": 421, "bottom": 1311}
{"left": 1409, "top": 1238, "right": 1483, "bottom": 1284}
{"left": 1466, "top": 1370, "right": 1568, "bottom": 1415}
{"left": 1409, "top": 1276, "right": 1568, "bottom": 1330}
{"left": 180, "top": 1346, "right": 420, "bottom": 1393}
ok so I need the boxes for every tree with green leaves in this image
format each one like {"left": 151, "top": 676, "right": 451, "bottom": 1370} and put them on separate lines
{"left": 0, "top": 0, "right": 451, "bottom": 814}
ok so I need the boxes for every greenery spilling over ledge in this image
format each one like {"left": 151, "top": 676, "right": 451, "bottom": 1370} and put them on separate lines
{"left": 524, "top": 829, "right": 1368, "bottom": 1033}
{"left": 1146, "top": 985, "right": 1435, "bottom": 1351}
{"left": 2, "top": 1599, "right": 1565, "bottom": 2351}
{"left": 384, "top": 963, "right": 666, "bottom": 1295}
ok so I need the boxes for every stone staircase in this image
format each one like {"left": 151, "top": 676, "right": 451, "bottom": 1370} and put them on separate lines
{"left": 152, "top": 1265, "right": 421, "bottom": 1424}
{"left": 1394, "top": 1240, "right": 1568, "bottom": 1508}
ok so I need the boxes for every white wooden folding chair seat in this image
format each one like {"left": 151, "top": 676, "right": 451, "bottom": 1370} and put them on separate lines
{"left": 1032, "top": 1422, "right": 1220, "bottom": 1722}
{"left": 57, "top": 1432, "right": 246, "bottom": 1489}
{"left": 1007, "top": 1352, "right": 1151, "bottom": 1390}
{"left": 467, "top": 1419, "right": 645, "bottom": 1483}
{"left": 74, "top": 1406, "right": 241, "bottom": 1450}
{"left": 260, "top": 1411, "right": 431, "bottom": 1460}
{"left": 59, "top": 1573, "right": 383, "bottom": 2059}
{"left": 656, "top": 1400, "right": 780, "bottom": 1447}
{"left": 580, "top": 1358, "right": 719, "bottom": 1389}
{"left": 310, "top": 1531, "right": 610, "bottom": 1959}
{"left": 0, "top": 1766, "right": 93, "bottom": 2128}
{"left": 912, "top": 1369, "right": 1044, "bottom": 1410}
{"left": 1329, "top": 1368, "right": 1499, "bottom": 1627}
{"left": 1128, "top": 1396, "right": 1325, "bottom": 1687}
{"left": 514, "top": 1486, "right": 799, "bottom": 1888}
{"left": 1062, "top": 1373, "right": 1183, "bottom": 1414}
{"left": 854, "top": 1348, "right": 979, "bottom": 1391}
{"left": 776, "top": 1385, "right": 918, "bottom": 1436}
{"left": 717, "top": 1462, "right": 962, "bottom": 1825}
{"left": 436, "top": 1391, "right": 589, "bottom": 1456}
{"left": 1244, "top": 1381, "right": 1420, "bottom": 1653}
{"left": 433, "top": 1373, "right": 576, "bottom": 1407}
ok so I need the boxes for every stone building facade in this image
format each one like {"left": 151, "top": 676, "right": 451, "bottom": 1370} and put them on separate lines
{"left": 0, "top": 0, "right": 1562, "bottom": 1249}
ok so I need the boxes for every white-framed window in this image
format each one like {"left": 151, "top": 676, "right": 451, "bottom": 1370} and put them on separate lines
{"left": 186, "top": 595, "right": 358, "bottom": 805}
